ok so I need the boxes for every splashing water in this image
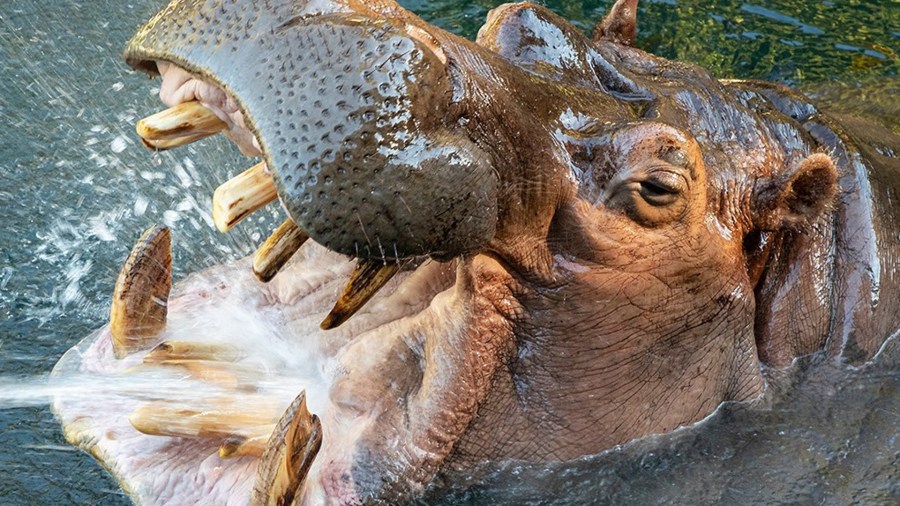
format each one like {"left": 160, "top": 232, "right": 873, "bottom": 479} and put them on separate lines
{"left": 0, "top": 373, "right": 236, "bottom": 409}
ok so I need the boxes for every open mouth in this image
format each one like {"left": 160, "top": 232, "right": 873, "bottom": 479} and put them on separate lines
{"left": 51, "top": 59, "right": 486, "bottom": 505}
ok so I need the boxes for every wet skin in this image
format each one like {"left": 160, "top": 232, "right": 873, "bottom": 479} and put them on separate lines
{"left": 53, "top": 0, "right": 900, "bottom": 504}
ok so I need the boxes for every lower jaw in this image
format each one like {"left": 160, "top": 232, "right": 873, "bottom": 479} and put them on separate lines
{"left": 51, "top": 239, "right": 461, "bottom": 505}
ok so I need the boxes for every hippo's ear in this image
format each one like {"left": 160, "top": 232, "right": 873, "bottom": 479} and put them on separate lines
{"left": 751, "top": 153, "right": 839, "bottom": 231}
{"left": 594, "top": 0, "right": 638, "bottom": 46}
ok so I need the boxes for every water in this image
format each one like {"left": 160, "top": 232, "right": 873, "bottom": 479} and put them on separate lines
{"left": 0, "top": 0, "right": 897, "bottom": 504}
{"left": 0, "top": 374, "right": 232, "bottom": 408}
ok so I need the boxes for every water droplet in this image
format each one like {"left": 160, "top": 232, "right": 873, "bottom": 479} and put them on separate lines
{"left": 134, "top": 196, "right": 149, "bottom": 217}
{"left": 110, "top": 135, "right": 128, "bottom": 153}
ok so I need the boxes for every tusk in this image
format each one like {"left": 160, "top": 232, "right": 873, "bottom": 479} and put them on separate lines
{"left": 253, "top": 219, "right": 309, "bottom": 283}
{"left": 251, "top": 390, "right": 322, "bottom": 506}
{"left": 320, "top": 259, "right": 402, "bottom": 330}
{"left": 130, "top": 402, "right": 278, "bottom": 439}
{"left": 147, "top": 359, "right": 258, "bottom": 389}
{"left": 110, "top": 225, "right": 172, "bottom": 359}
{"left": 139, "top": 132, "right": 212, "bottom": 151}
{"left": 219, "top": 434, "right": 270, "bottom": 459}
{"left": 143, "top": 341, "right": 241, "bottom": 364}
{"left": 136, "top": 101, "right": 227, "bottom": 150}
{"left": 212, "top": 162, "right": 278, "bottom": 233}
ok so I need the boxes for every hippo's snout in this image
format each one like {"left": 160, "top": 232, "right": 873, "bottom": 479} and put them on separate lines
{"left": 126, "top": 1, "right": 499, "bottom": 262}
{"left": 259, "top": 17, "right": 499, "bottom": 262}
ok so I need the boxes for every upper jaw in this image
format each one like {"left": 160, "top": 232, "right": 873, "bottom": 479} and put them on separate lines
{"left": 134, "top": 58, "right": 425, "bottom": 329}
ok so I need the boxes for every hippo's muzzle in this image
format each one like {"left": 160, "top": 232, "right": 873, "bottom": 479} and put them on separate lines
{"left": 127, "top": 1, "right": 498, "bottom": 266}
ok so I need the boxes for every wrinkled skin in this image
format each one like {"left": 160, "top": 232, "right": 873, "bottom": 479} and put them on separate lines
{"left": 53, "top": 1, "right": 900, "bottom": 505}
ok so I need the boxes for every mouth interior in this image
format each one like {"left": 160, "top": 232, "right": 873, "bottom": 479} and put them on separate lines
{"left": 155, "top": 61, "right": 265, "bottom": 158}
{"left": 51, "top": 59, "right": 465, "bottom": 504}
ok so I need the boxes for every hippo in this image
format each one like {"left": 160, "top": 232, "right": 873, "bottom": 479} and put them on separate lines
{"left": 51, "top": 0, "right": 900, "bottom": 504}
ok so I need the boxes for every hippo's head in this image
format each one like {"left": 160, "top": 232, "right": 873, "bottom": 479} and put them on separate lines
{"left": 53, "top": 1, "right": 844, "bottom": 504}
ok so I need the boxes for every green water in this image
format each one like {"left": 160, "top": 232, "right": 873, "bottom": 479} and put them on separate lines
{"left": 0, "top": 1, "right": 897, "bottom": 504}
{"left": 405, "top": 0, "right": 900, "bottom": 84}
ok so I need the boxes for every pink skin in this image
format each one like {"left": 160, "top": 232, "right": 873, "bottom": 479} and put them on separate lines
{"left": 157, "top": 61, "right": 264, "bottom": 159}
{"left": 54, "top": 232, "right": 483, "bottom": 504}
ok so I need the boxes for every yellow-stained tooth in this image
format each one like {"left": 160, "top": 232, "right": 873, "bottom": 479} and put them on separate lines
{"left": 320, "top": 259, "right": 402, "bottom": 330}
{"left": 130, "top": 402, "right": 277, "bottom": 439}
{"left": 213, "top": 162, "right": 278, "bottom": 232}
{"left": 136, "top": 101, "right": 227, "bottom": 150}
{"left": 110, "top": 225, "right": 172, "bottom": 359}
{"left": 147, "top": 359, "right": 258, "bottom": 389}
{"left": 143, "top": 341, "right": 241, "bottom": 364}
{"left": 253, "top": 219, "right": 309, "bottom": 282}
{"left": 251, "top": 391, "right": 321, "bottom": 506}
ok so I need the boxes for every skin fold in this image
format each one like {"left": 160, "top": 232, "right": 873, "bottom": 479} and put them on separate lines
{"left": 53, "top": 1, "right": 899, "bottom": 504}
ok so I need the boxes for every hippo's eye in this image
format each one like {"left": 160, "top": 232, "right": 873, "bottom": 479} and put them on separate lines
{"left": 605, "top": 167, "right": 689, "bottom": 227}
{"left": 638, "top": 170, "right": 685, "bottom": 206}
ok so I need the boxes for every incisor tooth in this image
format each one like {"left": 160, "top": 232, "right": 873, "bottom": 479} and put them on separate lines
{"left": 320, "top": 259, "right": 401, "bottom": 330}
{"left": 139, "top": 132, "right": 212, "bottom": 151}
{"left": 253, "top": 219, "right": 309, "bottom": 282}
{"left": 251, "top": 391, "right": 321, "bottom": 506}
{"left": 110, "top": 225, "right": 172, "bottom": 359}
{"left": 143, "top": 341, "right": 241, "bottom": 364}
{"left": 149, "top": 359, "right": 258, "bottom": 389}
{"left": 130, "top": 402, "right": 278, "bottom": 439}
{"left": 213, "top": 162, "right": 278, "bottom": 232}
{"left": 136, "top": 101, "right": 227, "bottom": 150}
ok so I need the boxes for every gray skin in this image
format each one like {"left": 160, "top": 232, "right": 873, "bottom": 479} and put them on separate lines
{"left": 65, "top": 0, "right": 898, "bottom": 504}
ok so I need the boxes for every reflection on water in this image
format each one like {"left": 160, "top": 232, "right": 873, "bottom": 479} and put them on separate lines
{"left": 0, "top": 0, "right": 897, "bottom": 504}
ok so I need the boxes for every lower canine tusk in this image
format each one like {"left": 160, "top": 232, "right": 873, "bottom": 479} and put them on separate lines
{"left": 253, "top": 219, "right": 309, "bottom": 283}
{"left": 136, "top": 101, "right": 227, "bottom": 150}
{"left": 320, "top": 259, "right": 402, "bottom": 330}
{"left": 110, "top": 225, "right": 172, "bottom": 359}
{"left": 251, "top": 390, "right": 322, "bottom": 506}
{"left": 213, "top": 162, "right": 277, "bottom": 232}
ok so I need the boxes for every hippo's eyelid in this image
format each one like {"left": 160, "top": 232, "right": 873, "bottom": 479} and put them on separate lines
{"left": 644, "top": 167, "right": 688, "bottom": 193}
